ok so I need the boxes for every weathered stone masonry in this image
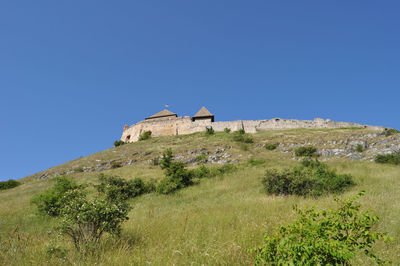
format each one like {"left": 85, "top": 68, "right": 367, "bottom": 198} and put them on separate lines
{"left": 121, "top": 107, "right": 385, "bottom": 143}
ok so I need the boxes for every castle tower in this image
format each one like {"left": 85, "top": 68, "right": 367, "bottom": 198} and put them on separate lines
{"left": 192, "top": 107, "right": 214, "bottom": 122}
{"left": 145, "top": 109, "right": 177, "bottom": 120}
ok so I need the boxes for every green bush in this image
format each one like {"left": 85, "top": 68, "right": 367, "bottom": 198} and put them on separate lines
{"left": 356, "top": 144, "right": 364, "bottom": 153}
{"left": 262, "top": 160, "right": 354, "bottom": 197}
{"left": 236, "top": 129, "right": 245, "bottom": 134}
{"left": 138, "top": 130, "right": 152, "bottom": 141}
{"left": 294, "top": 146, "right": 317, "bottom": 157}
{"left": 224, "top": 128, "right": 231, "bottom": 133}
{"left": 160, "top": 148, "right": 173, "bottom": 169}
{"left": 205, "top": 126, "right": 215, "bottom": 135}
{"left": 233, "top": 132, "right": 254, "bottom": 143}
{"left": 96, "top": 174, "right": 147, "bottom": 201}
{"left": 195, "top": 154, "right": 207, "bottom": 163}
{"left": 252, "top": 191, "right": 391, "bottom": 265}
{"left": 375, "top": 152, "right": 400, "bottom": 165}
{"left": 114, "top": 140, "right": 125, "bottom": 147}
{"left": 384, "top": 128, "right": 400, "bottom": 136}
{"left": 0, "top": 180, "right": 21, "bottom": 191}
{"left": 265, "top": 143, "right": 278, "bottom": 150}
{"left": 208, "top": 164, "right": 237, "bottom": 177}
{"left": 31, "top": 176, "right": 83, "bottom": 217}
{"left": 32, "top": 176, "right": 132, "bottom": 250}
{"left": 190, "top": 165, "right": 211, "bottom": 179}
{"left": 58, "top": 193, "right": 131, "bottom": 250}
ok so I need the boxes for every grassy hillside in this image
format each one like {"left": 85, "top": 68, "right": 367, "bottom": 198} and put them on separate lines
{"left": 1, "top": 129, "right": 399, "bottom": 265}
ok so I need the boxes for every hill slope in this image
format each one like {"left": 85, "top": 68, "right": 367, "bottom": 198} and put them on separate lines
{"left": 1, "top": 128, "right": 400, "bottom": 265}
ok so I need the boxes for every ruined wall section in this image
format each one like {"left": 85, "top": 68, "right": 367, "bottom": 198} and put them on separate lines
{"left": 121, "top": 117, "right": 385, "bottom": 143}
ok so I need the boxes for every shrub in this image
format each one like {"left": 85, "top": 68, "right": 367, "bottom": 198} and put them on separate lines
{"left": 208, "top": 164, "right": 237, "bottom": 177}
{"left": 356, "top": 144, "right": 364, "bottom": 153}
{"left": 58, "top": 194, "right": 131, "bottom": 250}
{"left": 33, "top": 176, "right": 132, "bottom": 250}
{"left": 114, "top": 140, "right": 125, "bottom": 147}
{"left": 294, "top": 146, "right": 317, "bottom": 157}
{"left": 384, "top": 128, "right": 400, "bottom": 136}
{"left": 265, "top": 143, "right": 278, "bottom": 150}
{"left": 205, "top": 126, "right": 214, "bottom": 135}
{"left": 190, "top": 165, "right": 211, "bottom": 179}
{"left": 375, "top": 152, "right": 400, "bottom": 165}
{"left": 156, "top": 178, "right": 179, "bottom": 194}
{"left": 233, "top": 132, "right": 254, "bottom": 143}
{"left": 224, "top": 128, "right": 231, "bottom": 133}
{"left": 160, "top": 148, "right": 173, "bottom": 169}
{"left": 31, "top": 176, "right": 83, "bottom": 217}
{"left": 96, "top": 174, "right": 146, "bottom": 201}
{"left": 110, "top": 161, "right": 122, "bottom": 169}
{"left": 0, "top": 180, "right": 21, "bottom": 191}
{"left": 252, "top": 191, "right": 391, "bottom": 265}
{"left": 196, "top": 154, "right": 207, "bottom": 163}
{"left": 236, "top": 129, "right": 245, "bottom": 134}
{"left": 138, "top": 130, "right": 152, "bottom": 141}
{"left": 262, "top": 160, "right": 354, "bottom": 197}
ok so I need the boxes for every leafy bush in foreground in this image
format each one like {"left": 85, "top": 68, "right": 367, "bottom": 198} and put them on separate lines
{"left": 138, "top": 130, "right": 152, "bottom": 141}
{"left": 294, "top": 146, "right": 317, "bottom": 157}
{"left": 0, "top": 180, "right": 21, "bottom": 191}
{"left": 252, "top": 191, "right": 391, "bottom": 265}
{"left": 59, "top": 192, "right": 130, "bottom": 250}
{"left": 224, "top": 128, "right": 231, "bottom": 133}
{"left": 262, "top": 159, "right": 354, "bottom": 197}
{"left": 31, "top": 176, "right": 83, "bottom": 217}
{"left": 32, "top": 176, "right": 131, "bottom": 250}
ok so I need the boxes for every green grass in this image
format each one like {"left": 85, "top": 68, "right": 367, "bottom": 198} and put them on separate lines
{"left": 1, "top": 128, "right": 399, "bottom": 265}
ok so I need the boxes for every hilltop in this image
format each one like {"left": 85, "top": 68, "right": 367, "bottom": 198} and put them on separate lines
{"left": 1, "top": 128, "right": 400, "bottom": 264}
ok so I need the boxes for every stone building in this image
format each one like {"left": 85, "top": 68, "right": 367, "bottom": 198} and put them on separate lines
{"left": 120, "top": 107, "right": 385, "bottom": 143}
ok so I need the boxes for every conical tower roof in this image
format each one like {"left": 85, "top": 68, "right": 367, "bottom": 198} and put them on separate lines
{"left": 193, "top": 107, "right": 213, "bottom": 118}
{"left": 145, "top": 109, "right": 177, "bottom": 120}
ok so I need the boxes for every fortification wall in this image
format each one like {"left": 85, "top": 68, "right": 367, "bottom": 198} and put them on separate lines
{"left": 121, "top": 117, "right": 385, "bottom": 143}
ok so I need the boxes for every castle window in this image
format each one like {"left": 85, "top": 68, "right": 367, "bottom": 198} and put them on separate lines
{"left": 275, "top": 119, "right": 280, "bottom": 122}
{"left": 126, "top": 135, "right": 131, "bottom": 141}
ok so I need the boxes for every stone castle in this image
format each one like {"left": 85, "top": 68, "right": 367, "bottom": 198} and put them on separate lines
{"left": 121, "top": 107, "right": 385, "bottom": 143}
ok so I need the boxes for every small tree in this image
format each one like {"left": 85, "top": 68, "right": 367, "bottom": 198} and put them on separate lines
{"left": 58, "top": 193, "right": 131, "bottom": 250}
{"left": 252, "top": 191, "right": 391, "bottom": 265}
{"left": 205, "top": 126, "right": 215, "bottom": 135}
{"left": 160, "top": 148, "right": 173, "bottom": 169}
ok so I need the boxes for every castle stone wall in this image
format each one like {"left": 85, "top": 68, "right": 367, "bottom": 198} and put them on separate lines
{"left": 121, "top": 117, "right": 385, "bottom": 143}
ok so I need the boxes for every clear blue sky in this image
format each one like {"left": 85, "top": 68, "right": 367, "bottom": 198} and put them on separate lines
{"left": 1, "top": 1, "right": 399, "bottom": 181}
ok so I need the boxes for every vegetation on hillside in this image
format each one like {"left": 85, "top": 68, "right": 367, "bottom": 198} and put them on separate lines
{"left": 0, "top": 128, "right": 398, "bottom": 265}
{"left": 375, "top": 152, "right": 400, "bottom": 165}
{"left": 252, "top": 191, "right": 391, "bottom": 265}
{"left": 0, "top": 180, "right": 21, "bottom": 191}
{"left": 262, "top": 159, "right": 354, "bottom": 197}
